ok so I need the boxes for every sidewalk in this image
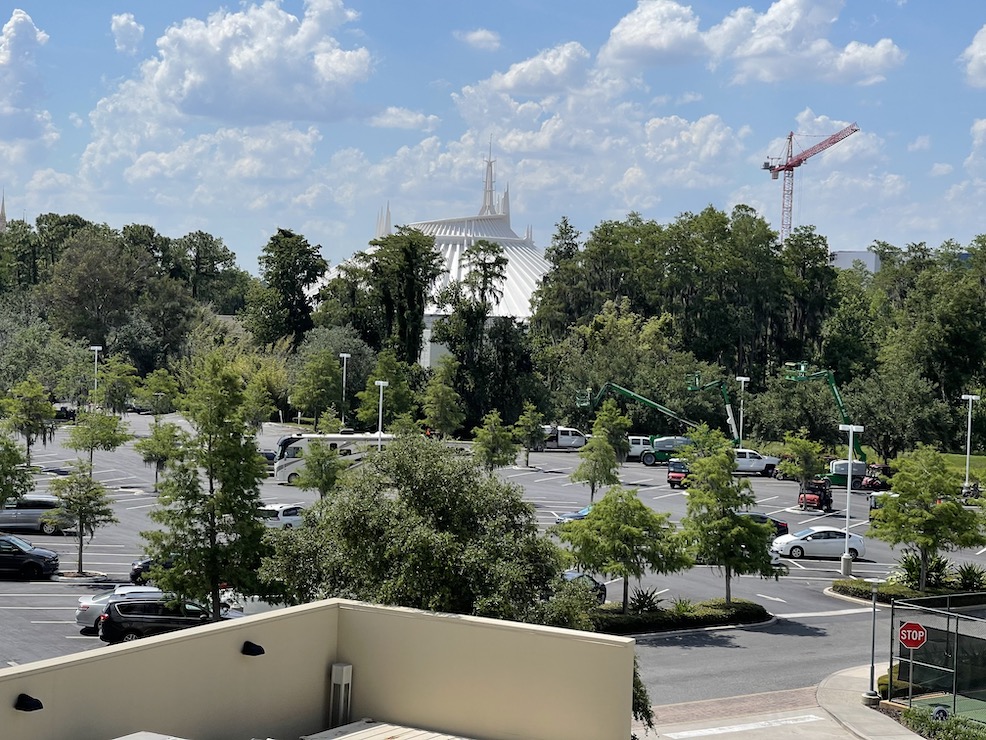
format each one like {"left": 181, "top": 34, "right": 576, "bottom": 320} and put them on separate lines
{"left": 634, "top": 664, "right": 920, "bottom": 739}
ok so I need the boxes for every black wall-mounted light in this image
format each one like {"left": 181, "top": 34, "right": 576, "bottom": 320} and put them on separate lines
{"left": 241, "top": 640, "right": 265, "bottom": 657}
{"left": 14, "top": 693, "right": 43, "bottom": 712}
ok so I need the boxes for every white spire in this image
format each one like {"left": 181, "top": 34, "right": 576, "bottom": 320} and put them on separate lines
{"left": 479, "top": 138, "right": 496, "bottom": 216}
{"left": 0, "top": 190, "right": 6, "bottom": 233}
{"left": 501, "top": 184, "right": 510, "bottom": 220}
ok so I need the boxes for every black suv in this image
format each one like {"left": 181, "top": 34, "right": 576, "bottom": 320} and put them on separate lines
{"left": 0, "top": 534, "right": 59, "bottom": 579}
{"left": 98, "top": 597, "right": 213, "bottom": 643}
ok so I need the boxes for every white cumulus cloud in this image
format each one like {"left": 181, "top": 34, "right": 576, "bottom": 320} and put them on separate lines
{"left": 369, "top": 107, "right": 440, "bottom": 132}
{"left": 488, "top": 42, "right": 590, "bottom": 96}
{"left": 961, "top": 25, "right": 986, "bottom": 87}
{"left": 111, "top": 13, "right": 144, "bottom": 55}
{"left": 453, "top": 28, "right": 500, "bottom": 51}
{"left": 907, "top": 135, "right": 930, "bottom": 152}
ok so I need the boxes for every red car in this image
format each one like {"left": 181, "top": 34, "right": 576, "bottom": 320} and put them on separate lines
{"left": 667, "top": 459, "right": 691, "bottom": 488}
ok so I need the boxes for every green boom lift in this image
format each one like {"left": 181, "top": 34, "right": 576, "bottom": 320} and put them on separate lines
{"left": 783, "top": 361, "right": 866, "bottom": 462}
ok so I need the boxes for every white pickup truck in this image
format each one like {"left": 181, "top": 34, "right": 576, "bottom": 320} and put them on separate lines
{"left": 733, "top": 448, "right": 780, "bottom": 476}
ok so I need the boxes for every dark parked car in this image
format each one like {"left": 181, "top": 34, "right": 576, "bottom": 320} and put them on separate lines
{"left": 98, "top": 597, "right": 214, "bottom": 643}
{"left": 740, "top": 511, "right": 789, "bottom": 537}
{"left": 562, "top": 570, "right": 607, "bottom": 605}
{"left": 129, "top": 556, "right": 173, "bottom": 585}
{"left": 0, "top": 534, "right": 59, "bottom": 579}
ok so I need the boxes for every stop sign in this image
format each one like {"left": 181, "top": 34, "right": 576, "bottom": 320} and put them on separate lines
{"left": 899, "top": 621, "right": 927, "bottom": 649}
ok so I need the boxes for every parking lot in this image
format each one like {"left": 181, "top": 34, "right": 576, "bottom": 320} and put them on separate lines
{"left": 4, "top": 423, "right": 986, "bottom": 669}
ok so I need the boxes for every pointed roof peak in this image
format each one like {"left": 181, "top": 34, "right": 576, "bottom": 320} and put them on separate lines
{"left": 479, "top": 137, "right": 497, "bottom": 216}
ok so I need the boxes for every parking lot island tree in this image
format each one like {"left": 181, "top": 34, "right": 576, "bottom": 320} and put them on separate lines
{"left": 471, "top": 410, "right": 518, "bottom": 472}
{"left": 514, "top": 402, "right": 545, "bottom": 468}
{"left": 289, "top": 349, "right": 341, "bottom": 429}
{"left": 295, "top": 440, "right": 350, "bottom": 500}
{"left": 592, "top": 398, "right": 631, "bottom": 463}
{"left": 776, "top": 429, "right": 827, "bottom": 488}
{"left": 556, "top": 486, "right": 691, "bottom": 614}
{"left": 141, "top": 352, "right": 269, "bottom": 619}
{"left": 65, "top": 410, "right": 132, "bottom": 472}
{"left": 869, "top": 445, "right": 986, "bottom": 591}
{"left": 679, "top": 426, "right": 781, "bottom": 605}
{"left": 47, "top": 462, "right": 119, "bottom": 575}
{"left": 2, "top": 376, "right": 54, "bottom": 467}
{"left": 422, "top": 356, "right": 466, "bottom": 439}
{"left": 0, "top": 431, "right": 33, "bottom": 507}
{"left": 570, "top": 435, "right": 619, "bottom": 503}
{"left": 134, "top": 421, "right": 187, "bottom": 492}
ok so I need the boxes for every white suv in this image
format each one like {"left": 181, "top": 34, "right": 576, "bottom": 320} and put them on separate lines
{"left": 257, "top": 503, "right": 305, "bottom": 529}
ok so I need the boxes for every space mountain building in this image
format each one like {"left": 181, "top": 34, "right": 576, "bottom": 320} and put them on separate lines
{"left": 373, "top": 154, "right": 550, "bottom": 366}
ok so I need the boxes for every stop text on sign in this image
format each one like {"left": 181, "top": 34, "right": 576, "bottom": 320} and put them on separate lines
{"left": 899, "top": 621, "right": 927, "bottom": 649}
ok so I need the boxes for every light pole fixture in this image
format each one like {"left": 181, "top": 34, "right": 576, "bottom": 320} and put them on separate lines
{"left": 962, "top": 394, "right": 979, "bottom": 489}
{"left": 736, "top": 376, "right": 750, "bottom": 447}
{"left": 375, "top": 380, "right": 389, "bottom": 451}
{"left": 339, "top": 353, "right": 351, "bottom": 428}
{"left": 89, "top": 345, "right": 103, "bottom": 408}
{"left": 838, "top": 423, "right": 863, "bottom": 577}
{"left": 863, "top": 577, "right": 886, "bottom": 704}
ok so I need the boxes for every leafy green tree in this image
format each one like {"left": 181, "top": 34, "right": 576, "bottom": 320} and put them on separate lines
{"left": 137, "top": 368, "right": 180, "bottom": 416}
{"left": 296, "top": 440, "right": 350, "bottom": 499}
{"left": 290, "top": 350, "right": 341, "bottom": 429}
{"left": 134, "top": 421, "right": 186, "bottom": 492}
{"left": 48, "top": 463, "right": 119, "bottom": 575}
{"left": 869, "top": 446, "right": 986, "bottom": 591}
{"left": 556, "top": 486, "right": 690, "bottom": 613}
{"left": 777, "top": 430, "right": 827, "bottom": 489}
{"left": 366, "top": 226, "right": 444, "bottom": 365}
{"left": 679, "top": 427, "right": 780, "bottom": 604}
{"left": 354, "top": 351, "right": 417, "bottom": 430}
{"left": 514, "top": 402, "right": 545, "bottom": 468}
{"left": 98, "top": 355, "right": 140, "bottom": 414}
{"left": 142, "top": 353, "right": 269, "bottom": 618}
{"left": 260, "top": 435, "right": 563, "bottom": 619}
{"left": 173, "top": 230, "right": 237, "bottom": 302}
{"left": 66, "top": 411, "right": 132, "bottom": 472}
{"left": 570, "top": 435, "right": 619, "bottom": 503}
{"left": 0, "top": 431, "right": 33, "bottom": 507}
{"left": 422, "top": 357, "right": 465, "bottom": 438}
{"left": 3, "top": 377, "right": 55, "bottom": 466}
{"left": 243, "top": 229, "right": 327, "bottom": 347}
{"left": 843, "top": 367, "right": 950, "bottom": 460}
{"left": 593, "top": 398, "right": 631, "bottom": 463}
{"left": 462, "top": 239, "right": 508, "bottom": 309}
{"left": 471, "top": 410, "right": 518, "bottom": 471}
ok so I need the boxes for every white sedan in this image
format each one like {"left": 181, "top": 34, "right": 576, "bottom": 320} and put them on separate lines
{"left": 771, "top": 526, "right": 866, "bottom": 560}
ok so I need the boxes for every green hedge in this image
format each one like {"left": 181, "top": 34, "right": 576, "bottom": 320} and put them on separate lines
{"left": 901, "top": 706, "right": 986, "bottom": 739}
{"left": 831, "top": 579, "right": 922, "bottom": 602}
{"left": 591, "top": 598, "right": 770, "bottom": 635}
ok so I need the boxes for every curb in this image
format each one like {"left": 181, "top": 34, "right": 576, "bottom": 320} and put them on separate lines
{"left": 52, "top": 572, "right": 110, "bottom": 584}
{"left": 628, "top": 615, "right": 778, "bottom": 640}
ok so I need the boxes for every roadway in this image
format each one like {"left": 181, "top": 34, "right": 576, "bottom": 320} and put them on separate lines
{"left": 3, "top": 425, "right": 985, "bottom": 705}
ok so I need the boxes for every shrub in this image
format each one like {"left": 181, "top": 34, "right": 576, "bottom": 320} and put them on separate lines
{"left": 901, "top": 705, "right": 986, "bottom": 739}
{"left": 670, "top": 596, "right": 693, "bottom": 616}
{"left": 953, "top": 562, "right": 986, "bottom": 592}
{"left": 591, "top": 598, "right": 769, "bottom": 635}
{"left": 628, "top": 587, "right": 664, "bottom": 613}
{"left": 894, "top": 552, "right": 952, "bottom": 590}
{"left": 831, "top": 579, "right": 918, "bottom": 602}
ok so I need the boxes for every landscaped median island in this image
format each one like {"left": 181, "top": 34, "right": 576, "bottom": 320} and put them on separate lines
{"left": 590, "top": 597, "right": 770, "bottom": 635}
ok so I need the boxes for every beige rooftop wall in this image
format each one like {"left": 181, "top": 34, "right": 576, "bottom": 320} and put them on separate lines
{"left": 0, "top": 599, "right": 633, "bottom": 740}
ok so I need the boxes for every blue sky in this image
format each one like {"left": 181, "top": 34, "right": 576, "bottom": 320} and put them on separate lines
{"left": 3, "top": 1, "right": 986, "bottom": 272}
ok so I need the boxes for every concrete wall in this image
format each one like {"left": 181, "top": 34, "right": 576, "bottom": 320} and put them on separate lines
{"left": 0, "top": 599, "right": 633, "bottom": 740}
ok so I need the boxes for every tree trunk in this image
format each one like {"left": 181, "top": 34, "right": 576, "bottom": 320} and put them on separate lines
{"left": 919, "top": 550, "right": 928, "bottom": 592}
{"left": 76, "top": 516, "right": 84, "bottom": 575}
{"left": 622, "top": 577, "right": 630, "bottom": 614}
{"left": 725, "top": 565, "right": 732, "bottom": 605}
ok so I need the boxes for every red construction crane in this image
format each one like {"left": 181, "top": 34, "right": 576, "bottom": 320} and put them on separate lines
{"left": 762, "top": 122, "right": 859, "bottom": 242}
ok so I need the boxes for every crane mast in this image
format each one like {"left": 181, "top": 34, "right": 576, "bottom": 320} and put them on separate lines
{"left": 763, "top": 122, "right": 859, "bottom": 242}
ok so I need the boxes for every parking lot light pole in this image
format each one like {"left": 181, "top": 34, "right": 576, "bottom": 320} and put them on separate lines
{"left": 375, "top": 380, "right": 389, "bottom": 451}
{"left": 838, "top": 423, "right": 863, "bottom": 577}
{"left": 736, "top": 376, "right": 750, "bottom": 447}
{"left": 962, "top": 394, "right": 979, "bottom": 488}
{"left": 89, "top": 345, "right": 102, "bottom": 409}
{"left": 863, "top": 577, "right": 886, "bottom": 705}
{"left": 339, "top": 353, "right": 351, "bottom": 428}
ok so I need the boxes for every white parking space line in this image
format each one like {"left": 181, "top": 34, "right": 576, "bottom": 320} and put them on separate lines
{"left": 126, "top": 503, "right": 158, "bottom": 510}
{"left": 755, "top": 594, "right": 787, "bottom": 603}
{"left": 31, "top": 621, "right": 75, "bottom": 624}
{"left": 505, "top": 470, "right": 537, "bottom": 479}
{"left": 66, "top": 635, "right": 99, "bottom": 640}
{"left": 775, "top": 608, "right": 873, "bottom": 618}
{"left": 653, "top": 492, "right": 684, "bottom": 500}
{"left": 755, "top": 496, "right": 778, "bottom": 504}
{"left": 0, "top": 607, "right": 78, "bottom": 610}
